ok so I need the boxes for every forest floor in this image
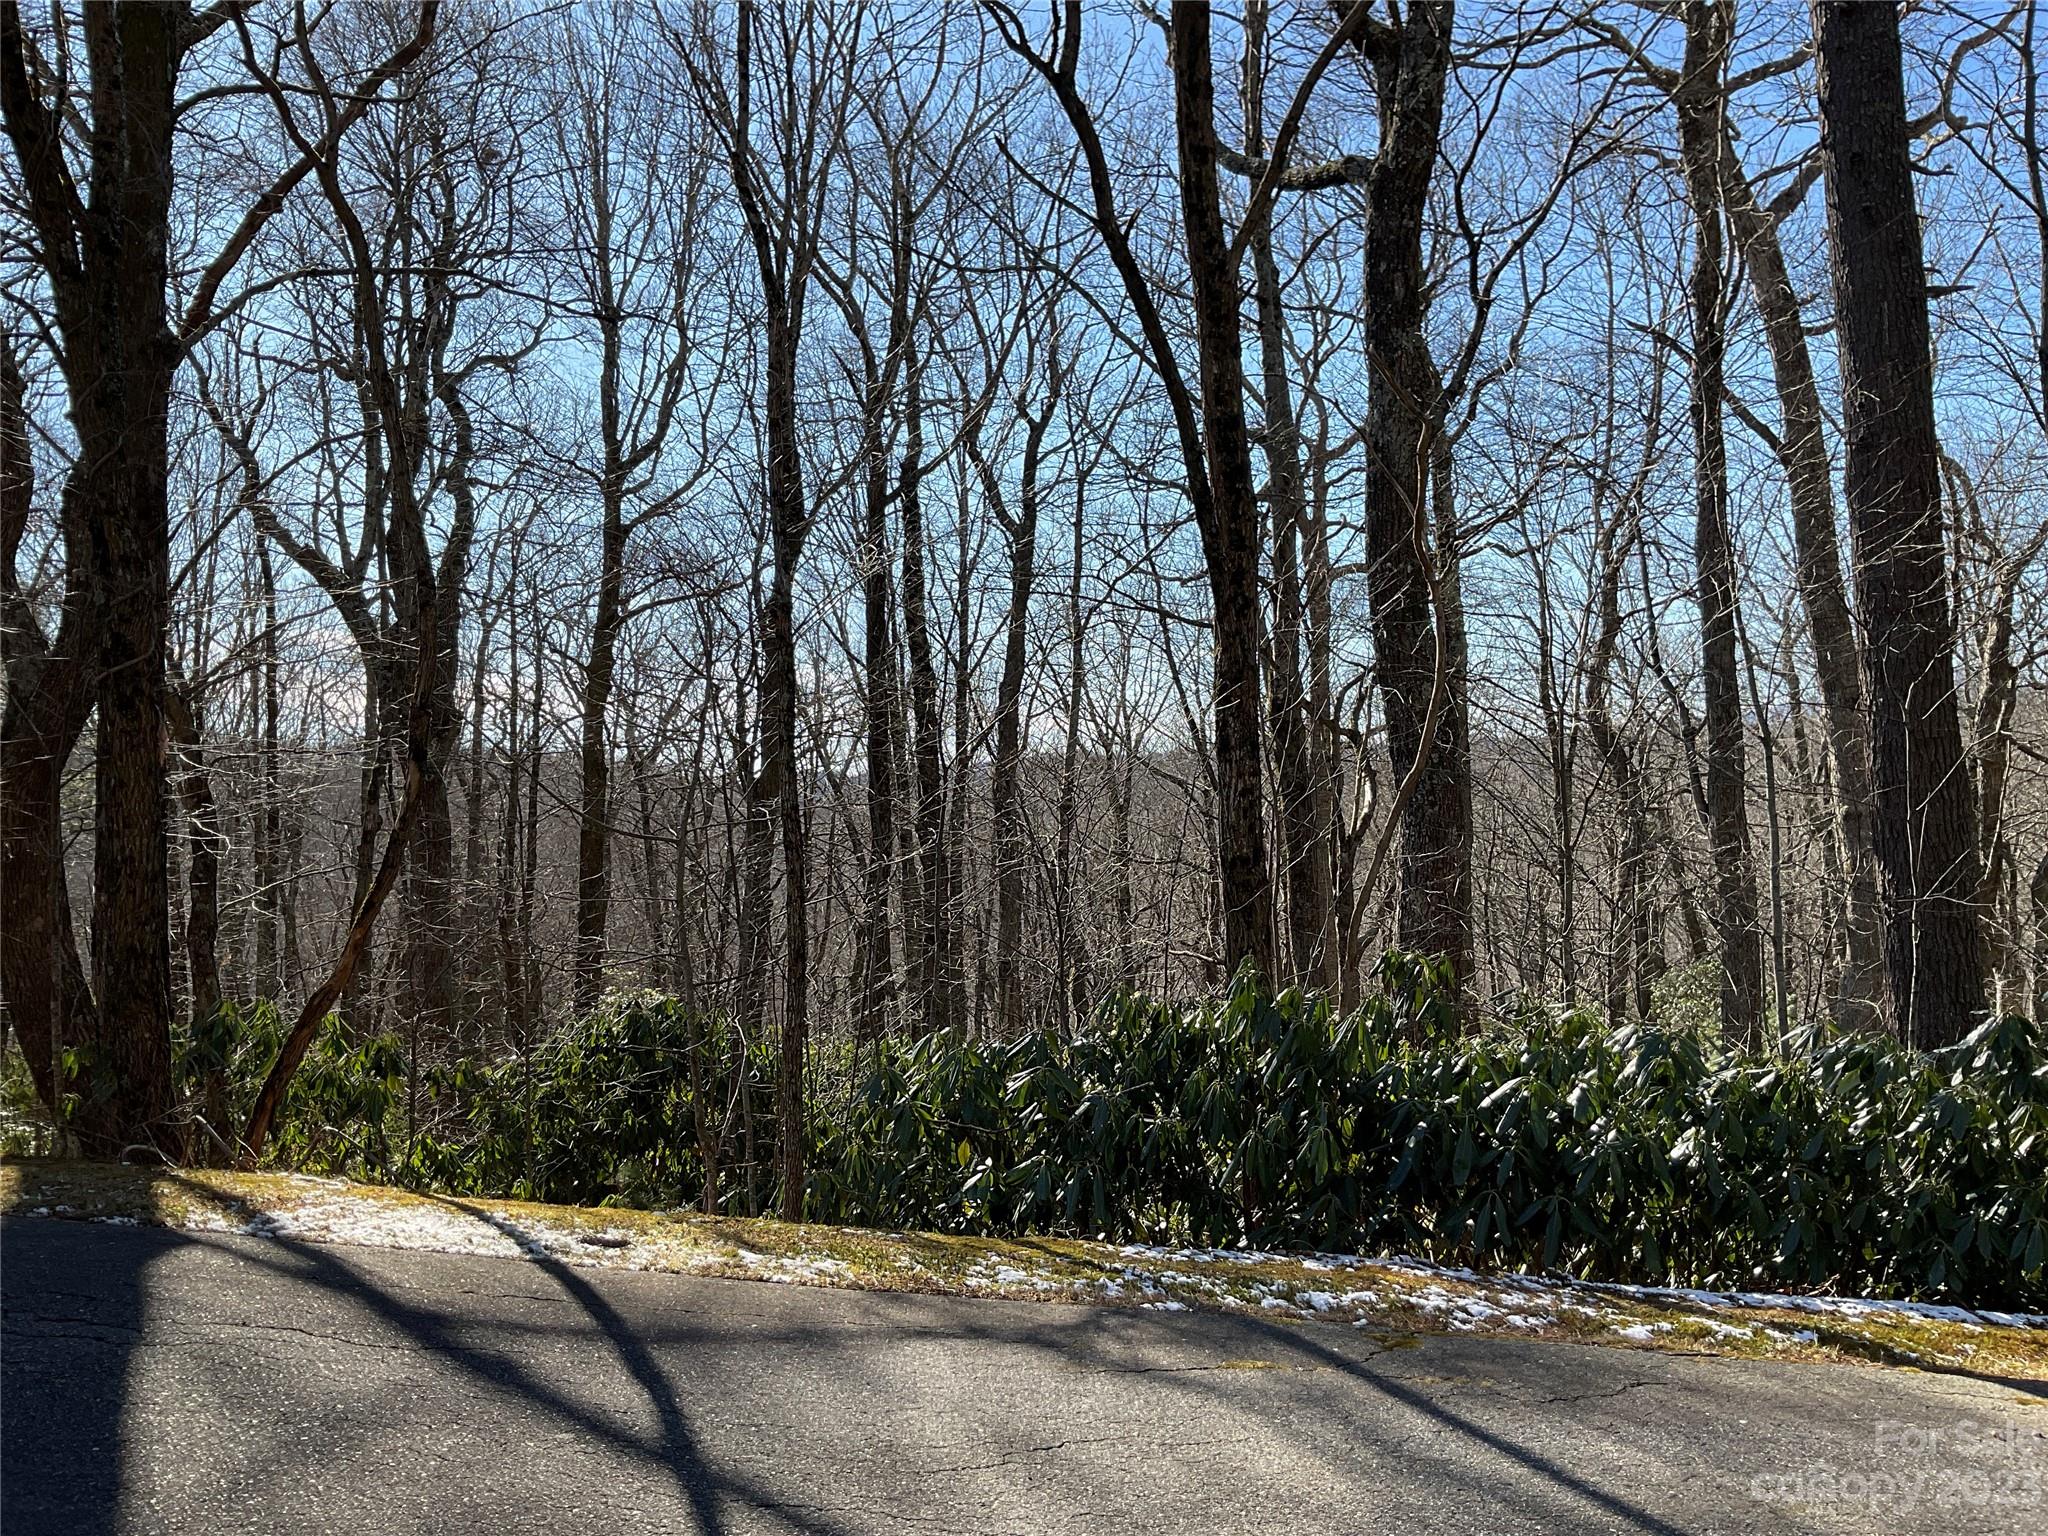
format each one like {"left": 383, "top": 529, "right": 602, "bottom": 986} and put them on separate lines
{"left": 5, "top": 1156, "right": 2046, "bottom": 1383}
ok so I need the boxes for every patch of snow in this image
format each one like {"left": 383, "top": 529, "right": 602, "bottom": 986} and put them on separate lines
{"left": 1613, "top": 1322, "right": 1672, "bottom": 1342}
{"left": 1697, "top": 1319, "right": 1757, "bottom": 1340}
{"left": 1584, "top": 1278, "right": 2048, "bottom": 1332}
{"left": 735, "top": 1247, "right": 855, "bottom": 1284}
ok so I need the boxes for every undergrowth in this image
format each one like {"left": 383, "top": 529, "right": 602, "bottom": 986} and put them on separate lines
{"left": 106, "top": 954, "right": 2048, "bottom": 1309}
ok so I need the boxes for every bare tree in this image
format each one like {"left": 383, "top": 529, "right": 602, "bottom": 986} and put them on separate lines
{"left": 1812, "top": 0, "right": 1988, "bottom": 1046}
{"left": 683, "top": 0, "right": 862, "bottom": 1215}
{"left": 0, "top": 0, "right": 437, "bottom": 1153}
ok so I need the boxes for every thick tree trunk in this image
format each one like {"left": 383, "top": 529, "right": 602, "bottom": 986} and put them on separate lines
{"left": 1358, "top": 1, "right": 1471, "bottom": 990}
{"left": 1813, "top": 0, "right": 1988, "bottom": 1046}
{"left": 1, "top": 3, "right": 186, "bottom": 1155}
{"left": 719, "top": 0, "right": 819, "bottom": 1214}
{"left": 762, "top": 313, "right": 810, "bottom": 1217}
{"left": 1169, "top": 2, "right": 1275, "bottom": 978}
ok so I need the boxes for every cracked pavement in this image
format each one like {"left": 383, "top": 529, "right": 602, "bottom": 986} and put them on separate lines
{"left": 5, "top": 1218, "right": 2044, "bottom": 1534}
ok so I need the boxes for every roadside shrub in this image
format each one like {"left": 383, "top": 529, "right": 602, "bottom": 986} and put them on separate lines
{"left": 173, "top": 999, "right": 406, "bottom": 1174}
{"left": 410, "top": 991, "right": 780, "bottom": 1208}
{"left": 225, "top": 961, "right": 2048, "bottom": 1308}
{"left": 808, "top": 963, "right": 2048, "bottom": 1308}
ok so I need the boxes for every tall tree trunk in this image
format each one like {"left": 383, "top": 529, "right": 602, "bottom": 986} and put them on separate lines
{"left": 1306, "top": 432, "right": 1345, "bottom": 1003}
{"left": 1813, "top": 0, "right": 1988, "bottom": 1046}
{"left": 1244, "top": 2, "right": 1332, "bottom": 991}
{"left": 1169, "top": 1, "right": 1275, "bottom": 977}
{"left": 3, "top": 4, "right": 183, "bottom": 1155}
{"left": 496, "top": 587, "right": 525, "bottom": 1040}
{"left": 630, "top": 743, "right": 669, "bottom": 994}
{"left": 406, "top": 377, "right": 477, "bottom": 1058}
{"left": 518, "top": 608, "right": 546, "bottom": 1035}
{"left": 1358, "top": 1, "right": 1471, "bottom": 990}
{"left": 244, "top": 600, "right": 441, "bottom": 1163}
{"left": 900, "top": 372, "right": 950, "bottom": 1034}
{"left": 1583, "top": 284, "right": 1667, "bottom": 1025}
{"left": 732, "top": 680, "right": 775, "bottom": 1052}
{"left": 1677, "top": 1, "right": 1763, "bottom": 1042}
{"left": 856, "top": 436, "right": 897, "bottom": 1044}
{"left": 166, "top": 676, "right": 228, "bottom": 1153}
{"left": 720, "top": 0, "right": 819, "bottom": 1216}
{"left": 575, "top": 471, "right": 629, "bottom": 1016}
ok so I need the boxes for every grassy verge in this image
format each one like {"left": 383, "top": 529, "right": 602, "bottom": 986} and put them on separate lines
{"left": 7, "top": 1157, "right": 2046, "bottom": 1382}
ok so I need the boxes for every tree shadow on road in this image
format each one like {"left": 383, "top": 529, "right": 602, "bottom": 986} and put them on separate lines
{"left": 18, "top": 1190, "right": 2009, "bottom": 1536}
{"left": 222, "top": 1238, "right": 844, "bottom": 1532}
{"left": 2, "top": 1189, "right": 849, "bottom": 1534}
{"left": 1, "top": 1213, "right": 165, "bottom": 1536}
{"left": 697, "top": 1284, "right": 1712, "bottom": 1536}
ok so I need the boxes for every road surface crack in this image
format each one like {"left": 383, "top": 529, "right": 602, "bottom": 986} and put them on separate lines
{"left": 1537, "top": 1377, "right": 1663, "bottom": 1406}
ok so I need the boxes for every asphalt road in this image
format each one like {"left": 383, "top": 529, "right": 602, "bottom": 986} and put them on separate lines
{"left": 3, "top": 1217, "right": 2044, "bottom": 1534}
